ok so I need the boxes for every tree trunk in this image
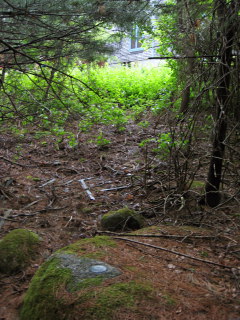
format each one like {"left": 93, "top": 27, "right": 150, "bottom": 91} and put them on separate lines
{"left": 180, "top": 56, "right": 194, "bottom": 114}
{"left": 176, "top": 0, "right": 195, "bottom": 114}
{"left": 205, "top": 0, "right": 236, "bottom": 207}
{"left": 0, "top": 67, "right": 6, "bottom": 89}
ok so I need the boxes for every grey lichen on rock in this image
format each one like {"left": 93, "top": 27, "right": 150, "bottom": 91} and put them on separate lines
{"left": 0, "top": 228, "right": 40, "bottom": 275}
{"left": 101, "top": 207, "right": 144, "bottom": 231}
{"left": 51, "top": 253, "right": 122, "bottom": 291}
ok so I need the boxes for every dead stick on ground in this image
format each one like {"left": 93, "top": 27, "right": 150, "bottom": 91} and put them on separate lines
{"left": 9, "top": 206, "right": 67, "bottom": 218}
{"left": 79, "top": 179, "right": 95, "bottom": 200}
{"left": 98, "top": 230, "right": 218, "bottom": 240}
{"left": 64, "top": 216, "right": 73, "bottom": 228}
{"left": 0, "top": 156, "right": 35, "bottom": 168}
{"left": 113, "top": 237, "right": 234, "bottom": 270}
{"left": 100, "top": 185, "right": 131, "bottom": 192}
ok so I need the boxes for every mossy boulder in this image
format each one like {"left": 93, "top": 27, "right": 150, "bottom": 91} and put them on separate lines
{"left": 0, "top": 228, "right": 40, "bottom": 274}
{"left": 20, "top": 256, "right": 72, "bottom": 320}
{"left": 20, "top": 235, "right": 154, "bottom": 320}
{"left": 20, "top": 254, "right": 122, "bottom": 320}
{"left": 100, "top": 207, "right": 144, "bottom": 231}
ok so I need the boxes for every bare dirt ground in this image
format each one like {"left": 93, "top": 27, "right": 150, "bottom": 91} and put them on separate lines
{"left": 0, "top": 119, "right": 239, "bottom": 320}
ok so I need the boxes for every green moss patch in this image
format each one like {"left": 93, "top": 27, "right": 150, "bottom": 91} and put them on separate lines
{"left": 19, "top": 232, "right": 157, "bottom": 320}
{"left": 189, "top": 180, "right": 205, "bottom": 191}
{"left": 72, "top": 276, "right": 104, "bottom": 290}
{"left": 101, "top": 207, "right": 144, "bottom": 231}
{"left": 58, "top": 236, "right": 116, "bottom": 256}
{"left": 131, "top": 224, "right": 211, "bottom": 236}
{"left": 0, "top": 229, "right": 40, "bottom": 274}
{"left": 20, "top": 256, "right": 117, "bottom": 320}
{"left": 20, "top": 257, "right": 73, "bottom": 320}
{"left": 21, "top": 260, "right": 154, "bottom": 320}
{"left": 85, "top": 281, "right": 154, "bottom": 320}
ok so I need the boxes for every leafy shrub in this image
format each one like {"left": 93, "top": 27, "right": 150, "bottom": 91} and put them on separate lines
{"left": 0, "top": 64, "right": 173, "bottom": 137}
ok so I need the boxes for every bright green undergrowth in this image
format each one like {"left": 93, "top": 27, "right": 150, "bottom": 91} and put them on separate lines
{"left": 72, "top": 64, "right": 173, "bottom": 111}
{"left": 0, "top": 64, "right": 173, "bottom": 147}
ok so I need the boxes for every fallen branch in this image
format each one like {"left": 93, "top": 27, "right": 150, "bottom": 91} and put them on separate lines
{"left": 64, "top": 215, "right": 73, "bottom": 228}
{"left": 104, "top": 165, "right": 124, "bottom": 175}
{"left": 95, "top": 180, "right": 113, "bottom": 187}
{"left": 38, "top": 161, "right": 62, "bottom": 167}
{"left": 79, "top": 179, "right": 95, "bottom": 200}
{"left": 8, "top": 206, "right": 67, "bottom": 218}
{"left": 0, "top": 156, "right": 35, "bottom": 168}
{"left": 56, "top": 167, "right": 80, "bottom": 174}
{"left": 23, "top": 200, "right": 41, "bottom": 209}
{"left": 97, "top": 230, "right": 218, "bottom": 240}
{"left": 100, "top": 185, "right": 131, "bottom": 192}
{"left": 113, "top": 237, "right": 234, "bottom": 270}
{"left": 39, "top": 179, "right": 56, "bottom": 188}
{"left": 0, "top": 186, "right": 14, "bottom": 200}
{"left": 63, "top": 179, "right": 75, "bottom": 185}
{"left": 0, "top": 216, "right": 18, "bottom": 222}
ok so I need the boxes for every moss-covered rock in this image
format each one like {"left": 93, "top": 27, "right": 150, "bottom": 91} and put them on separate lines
{"left": 0, "top": 228, "right": 40, "bottom": 274}
{"left": 58, "top": 235, "right": 117, "bottom": 255}
{"left": 101, "top": 207, "right": 144, "bottom": 231}
{"left": 20, "top": 253, "right": 121, "bottom": 320}
{"left": 57, "top": 235, "right": 117, "bottom": 260}
{"left": 20, "top": 256, "right": 73, "bottom": 320}
{"left": 84, "top": 281, "right": 153, "bottom": 320}
{"left": 20, "top": 235, "right": 154, "bottom": 320}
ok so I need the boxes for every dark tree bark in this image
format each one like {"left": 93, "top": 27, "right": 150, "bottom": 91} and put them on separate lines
{"left": 176, "top": 0, "right": 196, "bottom": 114}
{"left": 180, "top": 57, "right": 194, "bottom": 114}
{"left": 205, "top": 0, "right": 236, "bottom": 207}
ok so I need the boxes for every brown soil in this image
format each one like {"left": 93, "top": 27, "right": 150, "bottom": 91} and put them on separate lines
{"left": 0, "top": 120, "right": 239, "bottom": 320}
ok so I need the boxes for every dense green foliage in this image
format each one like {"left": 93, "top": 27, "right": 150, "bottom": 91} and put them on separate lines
{"left": 0, "top": 64, "right": 172, "bottom": 146}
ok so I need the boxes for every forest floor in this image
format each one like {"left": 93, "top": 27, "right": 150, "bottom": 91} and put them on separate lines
{"left": 0, "top": 117, "right": 239, "bottom": 320}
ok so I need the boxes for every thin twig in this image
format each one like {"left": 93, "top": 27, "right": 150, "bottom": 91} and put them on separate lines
{"left": 22, "top": 200, "right": 41, "bottom": 209}
{"left": 0, "top": 156, "right": 35, "bottom": 168}
{"left": 39, "top": 179, "right": 56, "bottom": 188}
{"left": 79, "top": 179, "right": 95, "bottom": 200}
{"left": 100, "top": 185, "right": 131, "bottom": 192}
{"left": 9, "top": 206, "right": 67, "bottom": 218}
{"left": 97, "top": 230, "right": 218, "bottom": 240}
{"left": 64, "top": 216, "right": 73, "bottom": 228}
{"left": 0, "top": 187, "right": 14, "bottom": 200}
{"left": 0, "top": 216, "right": 17, "bottom": 221}
{"left": 113, "top": 237, "right": 234, "bottom": 270}
{"left": 56, "top": 167, "right": 80, "bottom": 174}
